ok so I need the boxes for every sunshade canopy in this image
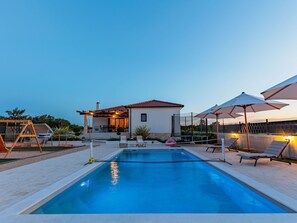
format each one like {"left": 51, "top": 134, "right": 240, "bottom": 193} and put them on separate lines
{"left": 214, "top": 92, "right": 288, "bottom": 150}
{"left": 196, "top": 104, "right": 241, "bottom": 144}
{"left": 261, "top": 75, "right": 297, "bottom": 100}
{"left": 196, "top": 104, "right": 241, "bottom": 119}
{"left": 214, "top": 92, "right": 288, "bottom": 114}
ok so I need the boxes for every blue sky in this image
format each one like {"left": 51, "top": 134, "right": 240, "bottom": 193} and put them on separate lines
{"left": 1, "top": 0, "right": 297, "bottom": 125}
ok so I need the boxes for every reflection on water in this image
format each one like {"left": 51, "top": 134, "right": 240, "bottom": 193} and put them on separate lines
{"left": 80, "top": 180, "right": 90, "bottom": 188}
{"left": 110, "top": 161, "right": 119, "bottom": 185}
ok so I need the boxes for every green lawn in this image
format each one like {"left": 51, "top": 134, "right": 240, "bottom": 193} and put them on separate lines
{"left": 12, "top": 146, "right": 74, "bottom": 152}
{"left": 0, "top": 158, "right": 21, "bottom": 164}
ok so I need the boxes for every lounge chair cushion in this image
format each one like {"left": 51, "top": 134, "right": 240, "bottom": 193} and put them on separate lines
{"left": 238, "top": 140, "right": 288, "bottom": 159}
{"left": 238, "top": 153, "right": 276, "bottom": 159}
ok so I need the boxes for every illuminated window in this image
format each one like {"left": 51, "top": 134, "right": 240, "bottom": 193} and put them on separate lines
{"left": 141, "top": 113, "right": 147, "bottom": 122}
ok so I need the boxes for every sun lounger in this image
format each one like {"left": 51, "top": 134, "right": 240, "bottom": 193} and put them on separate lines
{"left": 238, "top": 140, "right": 291, "bottom": 166}
{"left": 119, "top": 136, "right": 128, "bottom": 148}
{"left": 136, "top": 135, "right": 146, "bottom": 147}
{"left": 206, "top": 138, "right": 238, "bottom": 153}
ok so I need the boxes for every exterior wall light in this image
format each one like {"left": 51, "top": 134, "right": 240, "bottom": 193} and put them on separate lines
{"left": 231, "top": 133, "right": 239, "bottom": 138}
{"left": 284, "top": 135, "right": 293, "bottom": 142}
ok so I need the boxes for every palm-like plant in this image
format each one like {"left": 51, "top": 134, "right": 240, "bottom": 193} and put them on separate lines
{"left": 134, "top": 125, "right": 150, "bottom": 139}
{"left": 5, "top": 108, "right": 28, "bottom": 120}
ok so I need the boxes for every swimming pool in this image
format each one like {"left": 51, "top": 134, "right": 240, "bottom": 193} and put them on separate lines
{"left": 32, "top": 149, "right": 291, "bottom": 214}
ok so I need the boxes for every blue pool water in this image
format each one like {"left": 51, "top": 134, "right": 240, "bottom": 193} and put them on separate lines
{"left": 32, "top": 149, "right": 289, "bottom": 214}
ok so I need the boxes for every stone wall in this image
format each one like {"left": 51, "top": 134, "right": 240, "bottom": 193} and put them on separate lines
{"left": 148, "top": 133, "right": 171, "bottom": 140}
{"left": 81, "top": 132, "right": 129, "bottom": 140}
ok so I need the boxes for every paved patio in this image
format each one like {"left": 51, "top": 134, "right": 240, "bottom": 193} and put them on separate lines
{"left": 0, "top": 142, "right": 296, "bottom": 223}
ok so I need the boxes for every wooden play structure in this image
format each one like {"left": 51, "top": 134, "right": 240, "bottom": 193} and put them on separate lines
{"left": 0, "top": 120, "right": 42, "bottom": 158}
{"left": 0, "top": 134, "right": 7, "bottom": 152}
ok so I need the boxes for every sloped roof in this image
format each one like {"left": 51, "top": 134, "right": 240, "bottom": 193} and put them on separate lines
{"left": 96, "top": 105, "right": 128, "bottom": 113}
{"left": 77, "top": 100, "right": 184, "bottom": 116}
{"left": 34, "top": 123, "right": 54, "bottom": 134}
{"left": 126, "top": 100, "right": 184, "bottom": 108}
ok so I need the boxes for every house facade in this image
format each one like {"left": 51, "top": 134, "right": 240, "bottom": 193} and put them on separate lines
{"left": 77, "top": 100, "right": 184, "bottom": 139}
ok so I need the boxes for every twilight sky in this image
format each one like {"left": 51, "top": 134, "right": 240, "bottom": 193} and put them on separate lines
{"left": 1, "top": 0, "right": 297, "bottom": 125}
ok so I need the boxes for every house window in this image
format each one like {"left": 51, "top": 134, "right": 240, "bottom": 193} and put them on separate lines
{"left": 141, "top": 113, "right": 147, "bottom": 122}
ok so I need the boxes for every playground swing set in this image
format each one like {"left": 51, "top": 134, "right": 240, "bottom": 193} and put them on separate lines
{"left": 0, "top": 120, "right": 42, "bottom": 158}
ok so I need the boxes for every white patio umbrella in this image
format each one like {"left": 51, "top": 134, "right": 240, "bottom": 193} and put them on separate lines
{"left": 261, "top": 75, "right": 297, "bottom": 100}
{"left": 214, "top": 92, "right": 288, "bottom": 150}
{"left": 196, "top": 104, "right": 241, "bottom": 143}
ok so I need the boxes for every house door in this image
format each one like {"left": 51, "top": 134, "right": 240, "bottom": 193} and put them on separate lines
{"left": 109, "top": 118, "right": 128, "bottom": 132}
{"left": 115, "top": 118, "right": 124, "bottom": 128}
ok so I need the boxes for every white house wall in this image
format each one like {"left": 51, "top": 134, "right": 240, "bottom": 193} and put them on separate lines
{"left": 130, "top": 108, "right": 181, "bottom": 136}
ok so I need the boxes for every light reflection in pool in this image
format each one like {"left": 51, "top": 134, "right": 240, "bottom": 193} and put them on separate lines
{"left": 110, "top": 161, "right": 119, "bottom": 185}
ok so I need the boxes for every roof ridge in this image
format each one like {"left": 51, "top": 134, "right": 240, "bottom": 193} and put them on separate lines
{"left": 126, "top": 99, "right": 184, "bottom": 108}
{"left": 96, "top": 105, "right": 126, "bottom": 112}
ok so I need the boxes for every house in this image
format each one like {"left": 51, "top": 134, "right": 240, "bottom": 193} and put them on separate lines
{"left": 77, "top": 100, "right": 184, "bottom": 139}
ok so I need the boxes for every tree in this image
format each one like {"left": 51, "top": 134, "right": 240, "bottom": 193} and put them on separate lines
{"left": 32, "top": 115, "right": 56, "bottom": 127}
{"left": 54, "top": 118, "right": 71, "bottom": 128}
{"left": 69, "top": 124, "right": 83, "bottom": 136}
{"left": 5, "top": 108, "right": 28, "bottom": 120}
{"left": 2, "top": 108, "right": 83, "bottom": 135}
{"left": 32, "top": 115, "right": 71, "bottom": 129}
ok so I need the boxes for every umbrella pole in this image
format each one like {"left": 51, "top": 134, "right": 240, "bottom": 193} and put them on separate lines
{"left": 243, "top": 106, "right": 251, "bottom": 151}
{"left": 216, "top": 114, "right": 219, "bottom": 144}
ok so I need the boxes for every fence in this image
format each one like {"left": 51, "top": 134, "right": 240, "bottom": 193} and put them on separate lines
{"left": 173, "top": 113, "right": 297, "bottom": 142}
{"left": 219, "top": 119, "right": 297, "bottom": 135}
{"left": 172, "top": 113, "right": 215, "bottom": 142}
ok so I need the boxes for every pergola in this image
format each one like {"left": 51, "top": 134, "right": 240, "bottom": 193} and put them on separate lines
{"left": 77, "top": 105, "right": 129, "bottom": 134}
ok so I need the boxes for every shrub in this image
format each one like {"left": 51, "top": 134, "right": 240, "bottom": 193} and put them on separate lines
{"left": 69, "top": 124, "right": 84, "bottom": 136}
{"left": 116, "top": 126, "right": 125, "bottom": 135}
{"left": 54, "top": 126, "right": 73, "bottom": 135}
{"left": 53, "top": 127, "right": 80, "bottom": 141}
{"left": 134, "top": 125, "right": 150, "bottom": 139}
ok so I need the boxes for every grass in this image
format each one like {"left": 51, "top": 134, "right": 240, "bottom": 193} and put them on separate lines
{"left": 0, "top": 146, "right": 83, "bottom": 166}
{"left": 0, "top": 158, "right": 22, "bottom": 164}
{"left": 12, "top": 146, "right": 75, "bottom": 152}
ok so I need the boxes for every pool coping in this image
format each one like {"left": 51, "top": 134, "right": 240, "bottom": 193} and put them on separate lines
{"left": 0, "top": 147, "right": 297, "bottom": 223}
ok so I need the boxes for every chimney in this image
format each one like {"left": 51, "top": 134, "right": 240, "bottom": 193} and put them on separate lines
{"left": 96, "top": 102, "right": 100, "bottom": 110}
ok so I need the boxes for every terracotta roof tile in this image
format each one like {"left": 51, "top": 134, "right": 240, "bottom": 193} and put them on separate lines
{"left": 86, "top": 100, "right": 183, "bottom": 116}
{"left": 96, "top": 105, "right": 127, "bottom": 113}
{"left": 126, "top": 100, "right": 184, "bottom": 108}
